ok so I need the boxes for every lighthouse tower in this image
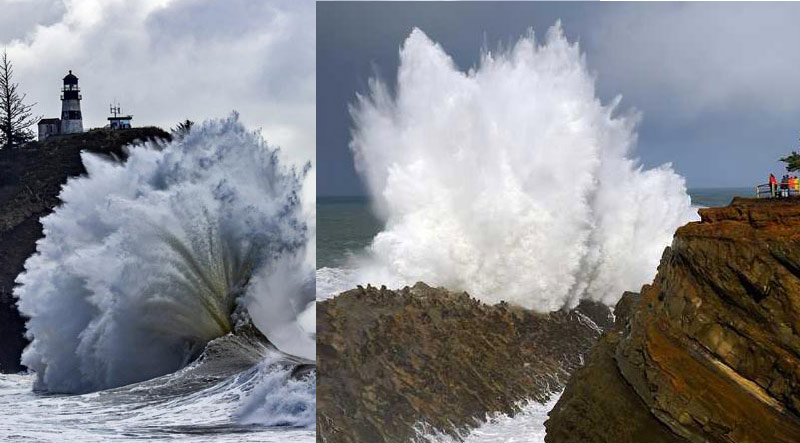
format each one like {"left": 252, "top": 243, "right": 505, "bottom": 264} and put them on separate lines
{"left": 60, "top": 70, "right": 83, "bottom": 134}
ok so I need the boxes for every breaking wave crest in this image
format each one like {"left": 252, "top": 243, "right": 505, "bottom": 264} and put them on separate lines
{"left": 15, "top": 114, "right": 314, "bottom": 394}
{"left": 236, "top": 359, "right": 316, "bottom": 428}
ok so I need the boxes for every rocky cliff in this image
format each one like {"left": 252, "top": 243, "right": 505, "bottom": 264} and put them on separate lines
{"left": 546, "top": 197, "right": 800, "bottom": 443}
{"left": 316, "top": 282, "right": 613, "bottom": 443}
{"left": 0, "top": 128, "right": 170, "bottom": 373}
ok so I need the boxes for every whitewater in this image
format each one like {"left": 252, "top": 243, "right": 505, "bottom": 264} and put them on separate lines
{"left": 416, "top": 395, "right": 561, "bottom": 443}
{"left": 0, "top": 353, "right": 314, "bottom": 442}
{"left": 321, "top": 23, "right": 697, "bottom": 312}
{"left": 7, "top": 114, "right": 315, "bottom": 441}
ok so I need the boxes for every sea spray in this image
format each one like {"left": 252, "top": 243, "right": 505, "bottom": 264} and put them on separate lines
{"left": 349, "top": 24, "right": 697, "bottom": 311}
{"left": 236, "top": 357, "right": 316, "bottom": 428}
{"left": 15, "top": 114, "right": 314, "bottom": 393}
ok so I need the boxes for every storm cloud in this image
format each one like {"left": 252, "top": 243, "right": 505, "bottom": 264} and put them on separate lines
{"left": 317, "top": 2, "right": 800, "bottom": 194}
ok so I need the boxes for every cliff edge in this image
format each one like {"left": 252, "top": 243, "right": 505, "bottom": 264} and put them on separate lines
{"left": 0, "top": 128, "right": 170, "bottom": 373}
{"left": 546, "top": 197, "right": 800, "bottom": 442}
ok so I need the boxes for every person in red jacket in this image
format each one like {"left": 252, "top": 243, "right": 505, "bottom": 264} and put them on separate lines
{"left": 770, "top": 173, "right": 777, "bottom": 197}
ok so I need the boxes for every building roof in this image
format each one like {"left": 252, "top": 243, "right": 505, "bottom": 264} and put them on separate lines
{"left": 63, "top": 70, "right": 78, "bottom": 84}
{"left": 38, "top": 118, "right": 60, "bottom": 124}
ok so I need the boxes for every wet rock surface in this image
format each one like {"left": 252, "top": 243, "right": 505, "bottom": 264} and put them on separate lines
{"left": 0, "top": 128, "right": 170, "bottom": 373}
{"left": 316, "top": 282, "right": 611, "bottom": 443}
{"left": 119, "top": 319, "right": 314, "bottom": 399}
{"left": 546, "top": 197, "right": 800, "bottom": 443}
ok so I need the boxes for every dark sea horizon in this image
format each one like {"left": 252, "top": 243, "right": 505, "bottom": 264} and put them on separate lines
{"left": 317, "top": 187, "right": 756, "bottom": 269}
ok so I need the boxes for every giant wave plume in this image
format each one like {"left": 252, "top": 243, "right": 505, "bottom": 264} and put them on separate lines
{"left": 15, "top": 113, "right": 315, "bottom": 395}
{"left": 346, "top": 23, "right": 698, "bottom": 311}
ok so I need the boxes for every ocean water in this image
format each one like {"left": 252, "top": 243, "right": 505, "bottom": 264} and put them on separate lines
{"left": 0, "top": 352, "right": 315, "bottom": 443}
{"left": 688, "top": 187, "right": 756, "bottom": 208}
{"left": 317, "top": 196, "right": 382, "bottom": 269}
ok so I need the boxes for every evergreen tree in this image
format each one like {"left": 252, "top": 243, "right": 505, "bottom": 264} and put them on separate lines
{"left": 780, "top": 149, "right": 800, "bottom": 172}
{"left": 0, "top": 50, "right": 38, "bottom": 149}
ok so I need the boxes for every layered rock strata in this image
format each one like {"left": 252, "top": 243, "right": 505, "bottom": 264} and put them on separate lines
{"left": 317, "top": 282, "right": 612, "bottom": 443}
{"left": 546, "top": 197, "right": 800, "bottom": 443}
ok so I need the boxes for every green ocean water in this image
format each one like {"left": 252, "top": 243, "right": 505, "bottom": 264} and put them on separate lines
{"left": 317, "top": 188, "right": 755, "bottom": 269}
{"left": 317, "top": 196, "right": 381, "bottom": 269}
{"left": 687, "top": 187, "right": 756, "bottom": 207}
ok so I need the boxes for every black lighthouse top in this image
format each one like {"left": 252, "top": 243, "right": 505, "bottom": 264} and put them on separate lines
{"left": 63, "top": 70, "right": 78, "bottom": 85}
{"left": 61, "top": 70, "right": 81, "bottom": 100}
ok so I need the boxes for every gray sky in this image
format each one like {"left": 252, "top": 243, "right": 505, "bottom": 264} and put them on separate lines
{"left": 1, "top": 0, "right": 315, "bottom": 169}
{"left": 317, "top": 2, "right": 800, "bottom": 196}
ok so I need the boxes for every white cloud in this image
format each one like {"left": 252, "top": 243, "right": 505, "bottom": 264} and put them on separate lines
{"left": 1, "top": 0, "right": 315, "bottom": 167}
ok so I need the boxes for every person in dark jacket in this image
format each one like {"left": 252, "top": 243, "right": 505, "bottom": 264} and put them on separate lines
{"left": 781, "top": 175, "right": 789, "bottom": 197}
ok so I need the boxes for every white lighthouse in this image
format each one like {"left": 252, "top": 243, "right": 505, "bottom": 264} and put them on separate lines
{"left": 38, "top": 70, "right": 86, "bottom": 141}
{"left": 60, "top": 70, "right": 83, "bottom": 134}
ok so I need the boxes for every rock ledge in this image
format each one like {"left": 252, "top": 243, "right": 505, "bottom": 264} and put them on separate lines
{"left": 546, "top": 197, "right": 800, "bottom": 443}
{"left": 317, "top": 282, "right": 611, "bottom": 443}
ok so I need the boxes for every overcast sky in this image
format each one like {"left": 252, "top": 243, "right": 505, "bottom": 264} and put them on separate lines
{"left": 318, "top": 2, "right": 800, "bottom": 196}
{"left": 1, "top": 0, "right": 315, "bottom": 168}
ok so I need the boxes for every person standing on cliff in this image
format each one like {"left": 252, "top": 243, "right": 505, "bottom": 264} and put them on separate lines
{"left": 781, "top": 175, "right": 786, "bottom": 197}
{"left": 782, "top": 175, "right": 790, "bottom": 197}
{"left": 770, "top": 173, "right": 777, "bottom": 197}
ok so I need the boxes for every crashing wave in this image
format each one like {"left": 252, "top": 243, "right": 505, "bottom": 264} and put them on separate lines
{"left": 348, "top": 24, "right": 697, "bottom": 311}
{"left": 15, "top": 113, "right": 314, "bottom": 394}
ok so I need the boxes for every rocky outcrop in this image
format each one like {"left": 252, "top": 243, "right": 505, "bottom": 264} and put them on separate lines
{"left": 317, "top": 282, "right": 612, "bottom": 443}
{"left": 0, "top": 128, "right": 170, "bottom": 373}
{"left": 546, "top": 197, "right": 800, "bottom": 443}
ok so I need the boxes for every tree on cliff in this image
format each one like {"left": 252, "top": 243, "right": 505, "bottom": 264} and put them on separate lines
{"left": 780, "top": 150, "right": 800, "bottom": 172}
{"left": 0, "top": 50, "right": 38, "bottom": 150}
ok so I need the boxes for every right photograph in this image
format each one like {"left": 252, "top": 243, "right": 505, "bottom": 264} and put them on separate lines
{"left": 316, "top": 2, "right": 800, "bottom": 443}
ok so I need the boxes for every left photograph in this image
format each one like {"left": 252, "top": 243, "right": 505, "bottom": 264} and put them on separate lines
{"left": 0, "top": 1, "right": 316, "bottom": 441}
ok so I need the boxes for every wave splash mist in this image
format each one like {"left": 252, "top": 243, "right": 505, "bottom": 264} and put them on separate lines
{"left": 15, "top": 114, "right": 314, "bottom": 394}
{"left": 349, "top": 24, "right": 697, "bottom": 311}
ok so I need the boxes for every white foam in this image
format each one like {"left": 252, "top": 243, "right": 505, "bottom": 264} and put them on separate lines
{"left": 236, "top": 358, "right": 316, "bottom": 428}
{"left": 417, "top": 394, "right": 561, "bottom": 443}
{"left": 348, "top": 25, "right": 698, "bottom": 311}
{"left": 15, "top": 114, "right": 315, "bottom": 393}
{"left": 315, "top": 266, "right": 358, "bottom": 300}
{"left": 0, "top": 359, "right": 315, "bottom": 442}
